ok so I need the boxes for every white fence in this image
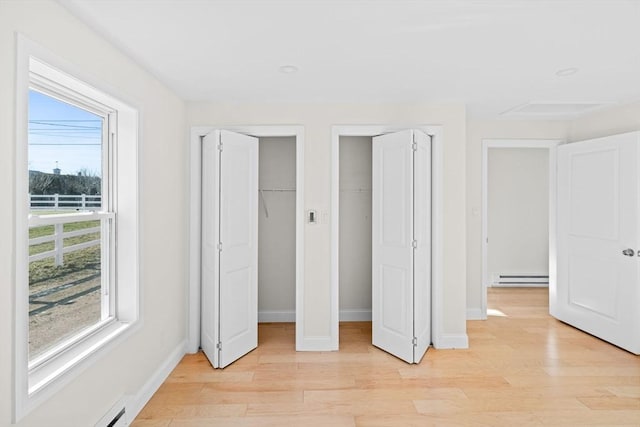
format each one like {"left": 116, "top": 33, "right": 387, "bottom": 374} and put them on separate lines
{"left": 29, "top": 214, "right": 102, "bottom": 267}
{"left": 30, "top": 193, "right": 101, "bottom": 210}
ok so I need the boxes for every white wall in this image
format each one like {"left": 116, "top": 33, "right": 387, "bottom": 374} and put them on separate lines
{"left": 466, "top": 120, "right": 568, "bottom": 316}
{"left": 0, "top": 1, "right": 188, "bottom": 425}
{"left": 569, "top": 102, "right": 640, "bottom": 142}
{"left": 258, "top": 137, "right": 296, "bottom": 317}
{"left": 188, "top": 102, "right": 468, "bottom": 344}
{"left": 467, "top": 103, "right": 640, "bottom": 314}
{"left": 339, "top": 136, "right": 372, "bottom": 318}
{"left": 487, "top": 148, "right": 549, "bottom": 279}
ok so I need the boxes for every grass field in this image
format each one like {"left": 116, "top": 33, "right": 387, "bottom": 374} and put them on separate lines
{"left": 28, "top": 215, "right": 103, "bottom": 359}
{"left": 29, "top": 219, "right": 100, "bottom": 283}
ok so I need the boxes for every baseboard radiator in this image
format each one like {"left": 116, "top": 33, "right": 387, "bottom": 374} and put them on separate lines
{"left": 492, "top": 273, "right": 549, "bottom": 287}
{"left": 96, "top": 397, "right": 130, "bottom": 427}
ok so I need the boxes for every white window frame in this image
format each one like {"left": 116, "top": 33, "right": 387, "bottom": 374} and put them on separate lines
{"left": 14, "top": 36, "right": 140, "bottom": 421}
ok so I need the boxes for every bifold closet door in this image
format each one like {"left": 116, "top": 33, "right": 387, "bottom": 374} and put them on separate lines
{"left": 413, "top": 130, "right": 431, "bottom": 362}
{"left": 556, "top": 131, "right": 640, "bottom": 354}
{"left": 372, "top": 129, "right": 431, "bottom": 364}
{"left": 201, "top": 130, "right": 259, "bottom": 368}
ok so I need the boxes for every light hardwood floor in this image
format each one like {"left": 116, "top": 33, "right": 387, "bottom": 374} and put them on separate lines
{"left": 133, "top": 288, "right": 640, "bottom": 426}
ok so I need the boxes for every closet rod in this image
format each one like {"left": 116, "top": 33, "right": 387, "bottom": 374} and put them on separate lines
{"left": 340, "top": 188, "right": 371, "bottom": 193}
{"left": 259, "top": 190, "right": 269, "bottom": 218}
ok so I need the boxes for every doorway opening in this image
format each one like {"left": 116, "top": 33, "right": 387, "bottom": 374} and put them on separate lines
{"left": 200, "top": 131, "right": 299, "bottom": 367}
{"left": 332, "top": 126, "right": 443, "bottom": 361}
{"left": 258, "top": 136, "right": 297, "bottom": 325}
{"left": 338, "top": 136, "right": 373, "bottom": 326}
{"left": 188, "top": 126, "right": 304, "bottom": 362}
{"left": 481, "top": 139, "right": 561, "bottom": 319}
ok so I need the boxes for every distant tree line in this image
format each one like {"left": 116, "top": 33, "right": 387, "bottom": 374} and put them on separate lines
{"left": 29, "top": 170, "right": 101, "bottom": 195}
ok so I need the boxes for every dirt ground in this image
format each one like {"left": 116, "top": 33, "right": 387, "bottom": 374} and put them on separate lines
{"left": 29, "top": 254, "right": 102, "bottom": 359}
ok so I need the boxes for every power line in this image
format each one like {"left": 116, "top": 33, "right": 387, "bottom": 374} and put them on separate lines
{"left": 29, "top": 134, "right": 100, "bottom": 139}
{"left": 29, "top": 120, "right": 101, "bottom": 130}
{"left": 29, "top": 143, "right": 101, "bottom": 146}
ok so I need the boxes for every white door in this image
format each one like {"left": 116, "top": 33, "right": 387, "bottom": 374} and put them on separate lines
{"left": 201, "top": 130, "right": 259, "bottom": 368}
{"left": 413, "top": 130, "right": 431, "bottom": 362}
{"left": 200, "top": 132, "right": 220, "bottom": 366}
{"left": 372, "top": 129, "right": 431, "bottom": 363}
{"left": 556, "top": 131, "right": 640, "bottom": 355}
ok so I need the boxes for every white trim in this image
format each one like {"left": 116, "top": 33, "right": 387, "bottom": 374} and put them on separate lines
{"left": 127, "top": 340, "right": 187, "bottom": 423}
{"left": 28, "top": 210, "right": 115, "bottom": 225}
{"left": 492, "top": 283, "right": 550, "bottom": 288}
{"left": 296, "top": 336, "right": 334, "bottom": 351}
{"left": 431, "top": 127, "right": 444, "bottom": 349}
{"left": 188, "top": 125, "right": 305, "bottom": 352}
{"left": 258, "top": 310, "right": 296, "bottom": 323}
{"left": 331, "top": 125, "right": 445, "bottom": 349}
{"left": 14, "top": 35, "right": 140, "bottom": 422}
{"left": 466, "top": 308, "right": 484, "bottom": 320}
{"left": 188, "top": 128, "right": 202, "bottom": 353}
{"left": 20, "top": 322, "right": 141, "bottom": 421}
{"left": 339, "top": 309, "right": 372, "bottom": 322}
{"left": 15, "top": 35, "right": 31, "bottom": 423}
{"left": 481, "top": 139, "right": 562, "bottom": 320}
{"left": 438, "top": 334, "right": 469, "bottom": 349}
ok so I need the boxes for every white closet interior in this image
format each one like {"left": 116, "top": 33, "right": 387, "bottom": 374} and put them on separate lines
{"left": 258, "top": 136, "right": 296, "bottom": 322}
{"left": 339, "top": 136, "right": 373, "bottom": 322}
{"left": 337, "top": 130, "right": 431, "bottom": 363}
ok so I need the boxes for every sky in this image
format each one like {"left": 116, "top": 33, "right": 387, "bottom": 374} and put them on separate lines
{"left": 28, "top": 90, "right": 103, "bottom": 177}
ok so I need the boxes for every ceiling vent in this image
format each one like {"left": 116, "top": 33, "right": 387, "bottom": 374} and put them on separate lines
{"left": 501, "top": 102, "right": 608, "bottom": 118}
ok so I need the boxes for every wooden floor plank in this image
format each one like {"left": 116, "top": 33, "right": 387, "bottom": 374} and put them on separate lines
{"left": 132, "top": 288, "right": 640, "bottom": 426}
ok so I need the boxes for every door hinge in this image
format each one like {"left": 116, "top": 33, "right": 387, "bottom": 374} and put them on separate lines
{"left": 412, "top": 240, "right": 418, "bottom": 249}
{"left": 218, "top": 143, "right": 223, "bottom": 151}
{"left": 412, "top": 142, "right": 417, "bottom": 151}
{"left": 412, "top": 337, "right": 417, "bottom": 347}
{"left": 217, "top": 242, "right": 223, "bottom": 252}
{"left": 216, "top": 342, "right": 222, "bottom": 350}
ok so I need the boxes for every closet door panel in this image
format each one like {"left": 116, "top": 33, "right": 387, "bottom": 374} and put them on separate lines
{"left": 413, "top": 130, "right": 432, "bottom": 362}
{"left": 201, "top": 130, "right": 259, "bottom": 368}
{"left": 372, "top": 130, "right": 414, "bottom": 363}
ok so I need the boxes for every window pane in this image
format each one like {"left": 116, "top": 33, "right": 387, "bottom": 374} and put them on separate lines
{"left": 27, "top": 90, "right": 107, "bottom": 361}
{"left": 28, "top": 90, "right": 103, "bottom": 213}
{"left": 29, "top": 220, "right": 104, "bottom": 360}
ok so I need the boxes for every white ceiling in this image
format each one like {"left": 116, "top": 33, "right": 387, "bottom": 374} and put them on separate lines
{"left": 60, "top": 0, "right": 640, "bottom": 119}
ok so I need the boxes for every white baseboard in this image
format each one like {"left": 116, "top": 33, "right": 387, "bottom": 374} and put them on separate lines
{"left": 492, "top": 283, "right": 549, "bottom": 288}
{"left": 128, "top": 340, "right": 187, "bottom": 423}
{"left": 258, "top": 310, "right": 295, "bottom": 322}
{"left": 339, "top": 309, "right": 372, "bottom": 321}
{"left": 259, "top": 309, "right": 372, "bottom": 323}
{"left": 435, "top": 333, "right": 469, "bottom": 349}
{"left": 296, "top": 335, "right": 335, "bottom": 351}
{"left": 466, "top": 308, "right": 485, "bottom": 320}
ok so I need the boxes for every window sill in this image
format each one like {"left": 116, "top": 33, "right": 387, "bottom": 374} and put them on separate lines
{"left": 19, "top": 319, "right": 138, "bottom": 420}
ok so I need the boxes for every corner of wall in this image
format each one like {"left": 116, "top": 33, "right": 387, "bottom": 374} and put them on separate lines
{"left": 436, "top": 333, "right": 469, "bottom": 349}
{"left": 568, "top": 102, "right": 640, "bottom": 142}
{"left": 127, "top": 340, "right": 187, "bottom": 422}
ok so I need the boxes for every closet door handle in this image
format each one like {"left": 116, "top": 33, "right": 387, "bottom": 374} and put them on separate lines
{"left": 622, "top": 248, "right": 634, "bottom": 257}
